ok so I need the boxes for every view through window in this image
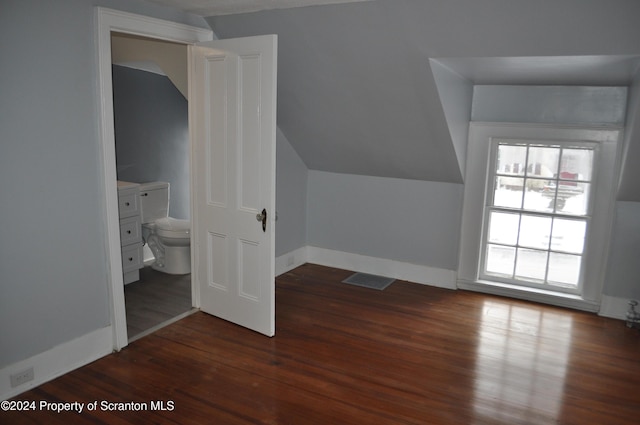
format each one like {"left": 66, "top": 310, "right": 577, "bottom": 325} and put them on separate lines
{"left": 481, "top": 139, "right": 595, "bottom": 293}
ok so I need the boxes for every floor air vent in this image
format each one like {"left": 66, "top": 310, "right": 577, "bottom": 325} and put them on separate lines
{"left": 342, "top": 273, "right": 395, "bottom": 291}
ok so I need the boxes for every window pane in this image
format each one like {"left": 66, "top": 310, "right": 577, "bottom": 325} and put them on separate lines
{"left": 555, "top": 182, "right": 590, "bottom": 215}
{"left": 519, "top": 215, "right": 551, "bottom": 250}
{"left": 523, "top": 186, "right": 554, "bottom": 213}
{"left": 497, "top": 144, "right": 526, "bottom": 175}
{"left": 527, "top": 146, "right": 559, "bottom": 178}
{"left": 560, "top": 148, "right": 593, "bottom": 181}
{"left": 486, "top": 244, "right": 515, "bottom": 277}
{"left": 482, "top": 140, "right": 595, "bottom": 292}
{"left": 488, "top": 211, "right": 519, "bottom": 245}
{"left": 494, "top": 177, "right": 524, "bottom": 208}
{"left": 525, "top": 177, "right": 547, "bottom": 191}
{"left": 551, "top": 219, "right": 586, "bottom": 254}
{"left": 548, "top": 253, "right": 581, "bottom": 288}
{"left": 515, "top": 248, "right": 548, "bottom": 282}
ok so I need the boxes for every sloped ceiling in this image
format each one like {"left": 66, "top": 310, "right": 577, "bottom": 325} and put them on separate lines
{"left": 111, "top": 33, "right": 189, "bottom": 98}
{"left": 205, "top": 0, "right": 640, "bottom": 185}
{"left": 141, "top": 0, "right": 374, "bottom": 16}
{"left": 146, "top": 0, "right": 640, "bottom": 187}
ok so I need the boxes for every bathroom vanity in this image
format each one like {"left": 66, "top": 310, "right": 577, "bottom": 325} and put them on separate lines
{"left": 117, "top": 181, "right": 144, "bottom": 284}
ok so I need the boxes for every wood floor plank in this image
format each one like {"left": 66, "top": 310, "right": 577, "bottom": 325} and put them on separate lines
{"left": 6, "top": 264, "right": 640, "bottom": 424}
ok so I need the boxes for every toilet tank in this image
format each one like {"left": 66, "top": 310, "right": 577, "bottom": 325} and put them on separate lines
{"left": 139, "top": 181, "right": 169, "bottom": 223}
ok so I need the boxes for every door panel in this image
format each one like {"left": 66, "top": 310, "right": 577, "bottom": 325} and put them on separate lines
{"left": 190, "top": 35, "right": 277, "bottom": 336}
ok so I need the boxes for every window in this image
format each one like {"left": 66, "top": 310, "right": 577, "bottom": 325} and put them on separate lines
{"left": 481, "top": 139, "right": 595, "bottom": 293}
{"left": 458, "top": 124, "right": 621, "bottom": 310}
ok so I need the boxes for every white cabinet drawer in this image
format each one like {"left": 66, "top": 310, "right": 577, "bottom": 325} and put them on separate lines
{"left": 120, "top": 216, "right": 142, "bottom": 246}
{"left": 121, "top": 243, "right": 143, "bottom": 273}
{"left": 118, "top": 191, "right": 139, "bottom": 218}
{"left": 117, "top": 181, "right": 143, "bottom": 283}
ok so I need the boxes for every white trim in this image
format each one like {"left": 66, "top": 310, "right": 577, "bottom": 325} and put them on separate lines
{"left": 306, "top": 246, "right": 457, "bottom": 289}
{"left": 96, "top": 7, "right": 213, "bottom": 42}
{"left": 95, "top": 7, "right": 213, "bottom": 351}
{"left": 1, "top": 327, "right": 112, "bottom": 400}
{"left": 275, "top": 246, "right": 309, "bottom": 276}
{"left": 458, "top": 279, "right": 600, "bottom": 312}
{"left": 599, "top": 295, "right": 633, "bottom": 320}
{"left": 276, "top": 246, "right": 457, "bottom": 288}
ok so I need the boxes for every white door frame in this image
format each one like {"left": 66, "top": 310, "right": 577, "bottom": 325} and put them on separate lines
{"left": 95, "top": 7, "right": 212, "bottom": 350}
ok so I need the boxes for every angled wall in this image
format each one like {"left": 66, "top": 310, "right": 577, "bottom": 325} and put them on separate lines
{"left": 111, "top": 33, "right": 189, "bottom": 99}
{"left": 276, "top": 128, "right": 309, "bottom": 257}
{"left": 430, "top": 59, "right": 474, "bottom": 182}
{"left": 112, "top": 65, "right": 190, "bottom": 219}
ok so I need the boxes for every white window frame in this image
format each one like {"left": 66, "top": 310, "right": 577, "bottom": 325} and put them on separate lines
{"left": 479, "top": 138, "right": 598, "bottom": 295}
{"left": 458, "top": 123, "right": 622, "bottom": 312}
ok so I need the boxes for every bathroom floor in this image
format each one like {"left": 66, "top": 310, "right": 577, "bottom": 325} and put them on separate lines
{"left": 124, "top": 266, "right": 193, "bottom": 341}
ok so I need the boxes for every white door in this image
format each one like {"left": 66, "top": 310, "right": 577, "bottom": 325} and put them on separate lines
{"left": 189, "top": 35, "right": 277, "bottom": 336}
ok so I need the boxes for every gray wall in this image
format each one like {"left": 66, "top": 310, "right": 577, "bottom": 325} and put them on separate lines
{"left": 113, "top": 65, "right": 190, "bottom": 219}
{"left": 618, "top": 69, "right": 640, "bottom": 202}
{"left": 307, "top": 171, "right": 463, "bottom": 270}
{"left": 276, "top": 128, "right": 308, "bottom": 257}
{"left": 430, "top": 59, "right": 474, "bottom": 181}
{"left": 0, "top": 0, "right": 208, "bottom": 369}
{"left": 604, "top": 202, "right": 640, "bottom": 299}
{"left": 604, "top": 71, "right": 640, "bottom": 299}
{"left": 472, "top": 85, "right": 628, "bottom": 125}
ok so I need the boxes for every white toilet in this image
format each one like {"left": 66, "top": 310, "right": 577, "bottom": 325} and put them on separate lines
{"left": 139, "top": 182, "right": 191, "bottom": 275}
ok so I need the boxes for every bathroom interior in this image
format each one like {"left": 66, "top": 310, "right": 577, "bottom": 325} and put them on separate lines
{"left": 111, "top": 33, "right": 194, "bottom": 341}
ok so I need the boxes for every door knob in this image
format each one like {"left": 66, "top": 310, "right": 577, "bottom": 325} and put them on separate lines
{"left": 256, "top": 208, "right": 267, "bottom": 232}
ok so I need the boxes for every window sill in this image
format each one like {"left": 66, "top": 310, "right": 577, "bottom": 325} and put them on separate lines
{"left": 457, "top": 278, "right": 600, "bottom": 312}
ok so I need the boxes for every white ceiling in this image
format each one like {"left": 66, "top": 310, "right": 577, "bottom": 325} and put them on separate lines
{"left": 140, "top": 0, "right": 374, "bottom": 16}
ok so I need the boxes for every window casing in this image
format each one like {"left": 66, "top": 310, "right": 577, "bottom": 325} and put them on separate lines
{"left": 458, "top": 124, "right": 622, "bottom": 311}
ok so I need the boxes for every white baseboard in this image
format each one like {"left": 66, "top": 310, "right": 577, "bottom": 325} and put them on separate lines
{"left": 275, "top": 246, "right": 309, "bottom": 276}
{"left": 305, "top": 246, "right": 457, "bottom": 289}
{"left": 599, "top": 295, "right": 634, "bottom": 320}
{"left": 1, "top": 326, "right": 113, "bottom": 400}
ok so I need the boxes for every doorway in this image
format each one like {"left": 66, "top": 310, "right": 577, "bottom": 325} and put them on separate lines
{"left": 98, "top": 8, "right": 278, "bottom": 348}
{"left": 96, "top": 7, "right": 213, "bottom": 349}
{"left": 111, "top": 32, "right": 194, "bottom": 341}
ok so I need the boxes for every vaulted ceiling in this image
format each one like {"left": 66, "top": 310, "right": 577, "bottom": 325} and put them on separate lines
{"left": 143, "top": 0, "right": 640, "bottom": 192}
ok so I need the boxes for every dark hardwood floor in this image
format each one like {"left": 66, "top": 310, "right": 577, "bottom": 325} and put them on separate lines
{"left": 125, "top": 266, "right": 193, "bottom": 341}
{"left": 7, "top": 264, "right": 640, "bottom": 424}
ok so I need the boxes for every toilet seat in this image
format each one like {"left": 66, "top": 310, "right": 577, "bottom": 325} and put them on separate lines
{"left": 155, "top": 217, "right": 190, "bottom": 239}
